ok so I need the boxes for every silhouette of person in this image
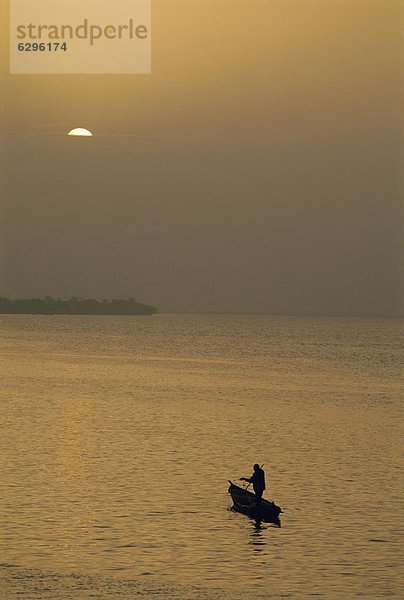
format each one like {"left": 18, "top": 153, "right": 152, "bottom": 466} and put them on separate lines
{"left": 240, "top": 464, "right": 266, "bottom": 509}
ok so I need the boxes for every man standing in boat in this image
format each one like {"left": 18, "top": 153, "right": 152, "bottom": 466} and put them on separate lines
{"left": 240, "top": 464, "right": 266, "bottom": 509}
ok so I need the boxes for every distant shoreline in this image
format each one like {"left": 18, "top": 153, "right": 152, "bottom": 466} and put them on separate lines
{"left": 0, "top": 296, "right": 157, "bottom": 316}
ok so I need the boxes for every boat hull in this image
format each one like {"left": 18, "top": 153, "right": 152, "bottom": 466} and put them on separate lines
{"left": 228, "top": 481, "right": 282, "bottom": 524}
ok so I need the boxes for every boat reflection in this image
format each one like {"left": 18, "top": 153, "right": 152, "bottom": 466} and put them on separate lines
{"left": 248, "top": 521, "right": 266, "bottom": 553}
{"left": 248, "top": 517, "right": 281, "bottom": 553}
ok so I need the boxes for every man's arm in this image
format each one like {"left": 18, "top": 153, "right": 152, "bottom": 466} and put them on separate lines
{"left": 239, "top": 476, "right": 252, "bottom": 482}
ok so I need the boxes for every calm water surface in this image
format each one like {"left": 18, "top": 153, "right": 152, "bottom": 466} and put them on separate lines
{"left": 0, "top": 315, "right": 402, "bottom": 598}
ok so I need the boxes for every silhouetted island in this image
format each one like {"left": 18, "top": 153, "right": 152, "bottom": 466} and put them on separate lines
{"left": 0, "top": 296, "right": 157, "bottom": 316}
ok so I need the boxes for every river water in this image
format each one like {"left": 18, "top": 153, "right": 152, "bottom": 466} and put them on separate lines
{"left": 0, "top": 314, "right": 402, "bottom": 598}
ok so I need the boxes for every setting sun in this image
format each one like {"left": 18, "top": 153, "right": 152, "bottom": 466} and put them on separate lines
{"left": 67, "top": 127, "right": 93, "bottom": 136}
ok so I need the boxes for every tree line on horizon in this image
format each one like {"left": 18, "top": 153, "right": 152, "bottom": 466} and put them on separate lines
{"left": 0, "top": 295, "right": 157, "bottom": 315}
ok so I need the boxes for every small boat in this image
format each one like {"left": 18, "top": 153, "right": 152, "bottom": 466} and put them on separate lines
{"left": 228, "top": 480, "right": 282, "bottom": 524}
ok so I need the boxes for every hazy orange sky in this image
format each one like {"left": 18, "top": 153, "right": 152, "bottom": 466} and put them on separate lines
{"left": 1, "top": 0, "right": 402, "bottom": 314}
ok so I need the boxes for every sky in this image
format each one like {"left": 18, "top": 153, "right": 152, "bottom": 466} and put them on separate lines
{"left": 1, "top": 0, "right": 403, "bottom": 315}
